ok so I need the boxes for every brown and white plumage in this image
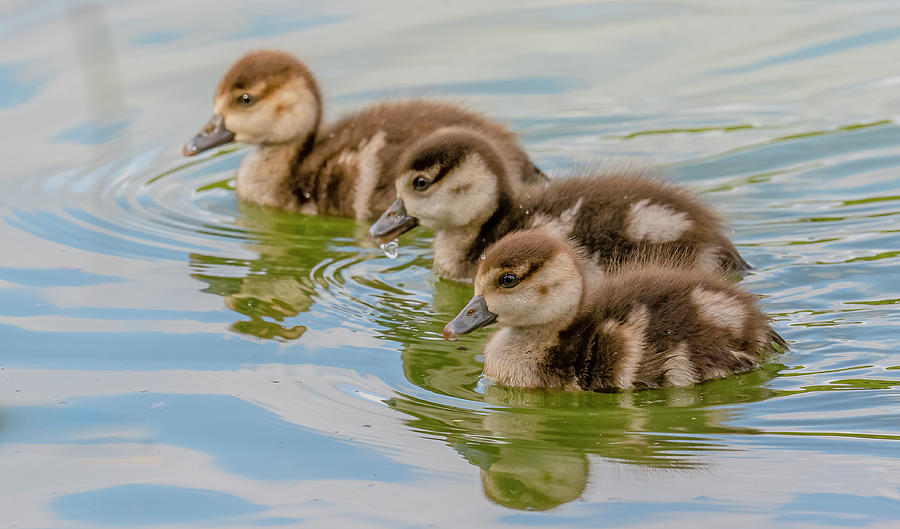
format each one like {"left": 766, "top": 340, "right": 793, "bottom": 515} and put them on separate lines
{"left": 443, "top": 230, "right": 785, "bottom": 391}
{"left": 184, "top": 50, "right": 546, "bottom": 219}
{"left": 369, "top": 127, "right": 750, "bottom": 281}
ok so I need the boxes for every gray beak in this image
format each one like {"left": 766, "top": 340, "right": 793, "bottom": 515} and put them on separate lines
{"left": 369, "top": 198, "right": 419, "bottom": 243}
{"left": 183, "top": 113, "right": 235, "bottom": 156}
{"left": 443, "top": 295, "right": 498, "bottom": 340}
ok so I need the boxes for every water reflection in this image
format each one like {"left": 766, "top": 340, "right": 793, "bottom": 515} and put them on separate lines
{"left": 390, "top": 370, "right": 781, "bottom": 510}
{"left": 189, "top": 202, "right": 350, "bottom": 340}
{"left": 188, "top": 198, "right": 435, "bottom": 341}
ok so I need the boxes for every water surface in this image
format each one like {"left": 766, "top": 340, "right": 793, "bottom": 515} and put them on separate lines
{"left": 2, "top": 1, "right": 900, "bottom": 527}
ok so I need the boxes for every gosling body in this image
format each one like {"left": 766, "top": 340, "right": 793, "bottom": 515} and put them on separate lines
{"left": 370, "top": 129, "right": 749, "bottom": 281}
{"left": 444, "top": 230, "right": 785, "bottom": 391}
{"left": 184, "top": 50, "right": 545, "bottom": 219}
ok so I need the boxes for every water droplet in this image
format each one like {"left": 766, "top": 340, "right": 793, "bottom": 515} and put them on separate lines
{"left": 380, "top": 239, "right": 400, "bottom": 259}
{"left": 303, "top": 192, "right": 311, "bottom": 199}
{"left": 524, "top": 210, "right": 530, "bottom": 214}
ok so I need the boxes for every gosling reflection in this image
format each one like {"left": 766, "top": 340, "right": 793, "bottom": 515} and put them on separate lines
{"left": 222, "top": 276, "right": 312, "bottom": 340}
{"left": 479, "top": 445, "right": 587, "bottom": 511}
{"left": 473, "top": 403, "right": 589, "bottom": 510}
{"left": 189, "top": 201, "right": 356, "bottom": 340}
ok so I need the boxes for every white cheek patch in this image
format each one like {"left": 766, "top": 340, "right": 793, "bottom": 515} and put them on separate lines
{"left": 499, "top": 255, "right": 582, "bottom": 328}
{"left": 661, "top": 343, "right": 698, "bottom": 386}
{"left": 222, "top": 78, "right": 318, "bottom": 145}
{"left": 235, "top": 108, "right": 275, "bottom": 143}
{"left": 341, "top": 130, "right": 387, "bottom": 220}
{"left": 625, "top": 198, "right": 693, "bottom": 243}
{"left": 434, "top": 154, "right": 498, "bottom": 228}
{"left": 530, "top": 198, "right": 583, "bottom": 239}
{"left": 398, "top": 166, "right": 447, "bottom": 225}
{"left": 690, "top": 287, "right": 747, "bottom": 334}
{"left": 267, "top": 79, "right": 318, "bottom": 143}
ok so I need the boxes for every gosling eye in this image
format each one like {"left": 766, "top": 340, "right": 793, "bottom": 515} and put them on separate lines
{"left": 412, "top": 175, "right": 430, "bottom": 191}
{"left": 237, "top": 93, "right": 255, "bottom": 106}
{"left": 499, "top": 273, "right": 519, "bottom": 289}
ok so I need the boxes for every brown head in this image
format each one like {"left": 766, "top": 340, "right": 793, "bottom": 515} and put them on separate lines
{"left": 369, "top": 127, "right": 509, "bottom": 242}
{"left": 443, "top": 229, "right": 586, "bottom": 338}
{"left": 184, "top": 50, "right": 322, "bottom": 156}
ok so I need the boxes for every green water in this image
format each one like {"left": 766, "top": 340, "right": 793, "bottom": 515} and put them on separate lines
{"left": 2, "top": 1, "right": 899, "bottom": 527}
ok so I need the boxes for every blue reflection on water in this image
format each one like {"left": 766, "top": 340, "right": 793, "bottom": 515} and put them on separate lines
{"left": 0, "top": 290, "right": 229, "bottom": 321}
{"left": 0, "top": 63, "right": 47, "bottom": 109}
{"left": 54, "top": 118, "right": 136, "bottom": 145}
{"left": 776, "top": 493, "right": 900, "bottom": 526}
{"left": 133, "top": 30, "right": 183, "bottom": 45}
{"left": 0, "top": 267, "right": 124, "bottom": 287}
{"left": 5, "top": 209, "right": 188, "bottom": 261}
{"left": 339, "top": 77, "right": 585, "bottom": 100}
{"left": 53, "top": 484, "right": 265, "bottom": 525}
{"left": 717, "top": 27, "right": 900, "bottom": 74}
{"left": 674, "top": 123, "right": 900, "bottom": 182}
{"left": 0, "top": 325, "right": 391, "bottom": 371}
{"left": 501, "top": 492, "right": 899, "bottom": 527}
{"left": 499, "top": 499, "right": 754, "bottom": 527}
{"left": 3, "top": 393, "right": 412, "bottom": 482}
{"left": 236, "top": 14, "right": 348, "bottom": 40}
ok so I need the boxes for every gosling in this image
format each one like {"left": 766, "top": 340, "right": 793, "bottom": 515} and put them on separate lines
{"left": 370, "top": 127, "right": 749, "bottom": 281}
{"left": 443, "top": 229, "right": 785, "bottom": 391}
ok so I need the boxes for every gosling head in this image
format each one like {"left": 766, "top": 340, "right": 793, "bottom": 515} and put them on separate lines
{"left": 368, "top": 127, "right": 508, "bottom": 243}
{"left": 443, "top": 230, "right": 586, "bottom": 339}
{"left": 184, "top": 50, "right": 322, "bottom": 156}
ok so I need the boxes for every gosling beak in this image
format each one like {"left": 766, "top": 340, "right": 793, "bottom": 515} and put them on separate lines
{"left": 183, "top": 113, "right": 235, "bottom": 156}
{"left": 443, "top": 295, "right": 497, "bottom": 340}
{"left": 369, "top": 198, "right": 419, "bottom": 243}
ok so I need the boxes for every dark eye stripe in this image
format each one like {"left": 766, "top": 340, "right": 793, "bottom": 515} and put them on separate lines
{"left": 431, "top": 163, "right": 455, "bottom": 184}
{"left": 522, "top": 264, "right": 539, "bottom": 282}
{"left": 497, "top": 261, "right": 543, "bottom": 287}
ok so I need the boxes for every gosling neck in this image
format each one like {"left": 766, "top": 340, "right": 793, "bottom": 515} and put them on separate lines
{"left": 432, "top": 190, "right": 515, "bottom": 282}
{"left": 433, "top": 225, "right": 482, "bottom": 282}
{"left": 235, "top": 134, "right": 314, "bottom": 211}
{"left": 462, "top": 192, "right": 521, "bottom": 266}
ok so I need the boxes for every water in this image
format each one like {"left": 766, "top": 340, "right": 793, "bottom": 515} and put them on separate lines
{"left": 2, "top": 1, "right": 900, "bottom": 527}
{"left": 380, "top": 239, "right": 400, "bottom": 260}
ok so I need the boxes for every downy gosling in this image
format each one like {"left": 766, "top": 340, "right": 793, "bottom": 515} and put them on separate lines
{"left": 443, "top": 229, "right": 785, "bottom": 391}
{"left": 369, "top": 128, "right": 749, "bottom": 281}
{"left": 184, "top": 50, "right": 546, "bottom": 219}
